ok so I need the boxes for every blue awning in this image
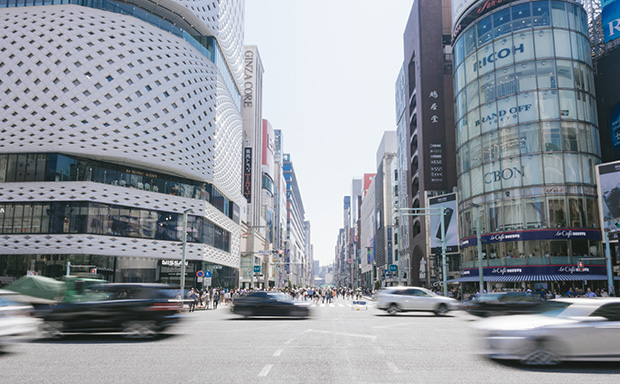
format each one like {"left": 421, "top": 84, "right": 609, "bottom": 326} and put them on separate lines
{"left": 448, "top": 274, "right": 620, "bottom": 283}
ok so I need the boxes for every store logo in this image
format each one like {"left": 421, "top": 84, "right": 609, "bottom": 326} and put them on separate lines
{"left": 474, "top": 43, "right": 525, "bottom": 72}
{"left": 555, "top": 230, "right": 586, "bottom": 238}
{"left": 489, "top": 233, "right": 521, "bottom": 241}
{"left": 491, "top": 267, "right": 523, "bottom": 275}
{"left": 484, "top": 167, "right": 524, "bottom": 184}
{"left": 475, "top": 104, "right": 532, "bottom": 127}
{"left": 559, "top": 266, "right": 589, "bottom": 274}
{"left": 243, "top": 50, "right": 254, "bottom": 107}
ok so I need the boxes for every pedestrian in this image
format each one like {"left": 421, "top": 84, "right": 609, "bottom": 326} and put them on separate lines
{"left": 213, "top": 290, "right": 220, "bottom": 309}
{"left": 188, "top": 288, "right": 198, "bottom": 312}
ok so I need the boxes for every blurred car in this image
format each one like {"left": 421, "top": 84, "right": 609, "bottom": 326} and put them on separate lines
{"left": 0, "top": 290, "right": 41, "bottom": 347}
{"left": 231, "top": 292, "right": 310, "bottom": 318}
{"left": 476, "top": 298, "right": 620, "bottom": 365}
{"left": 375, "top": 286, "right": 457, "bottom": 316}
{"left": 461, "top": 292, "right": 557, "bottom": 317}
{"left": 36, "top": 283, "right": 182, "bottom": 338}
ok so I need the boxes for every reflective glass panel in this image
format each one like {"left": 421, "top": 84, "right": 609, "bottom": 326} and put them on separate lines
{"left": 544, "top": 153, "right": 564, "bottom": 184}
{"left": 512, "top": 31, "right": 534, "bottom": 63}
{"left": 520, "top": 123, "right": 540, "bottom": 154}
{"left": 522, "top": 154, "right": 543, "bottom": 185}
{"left": 512, "top": 2, "right": 532, "bottom": 31}
{"left": 534, "top": 29, "right": 555, "bottom": 59}
{"left": 554, "top": 29, "right": 571, "bottom": 58}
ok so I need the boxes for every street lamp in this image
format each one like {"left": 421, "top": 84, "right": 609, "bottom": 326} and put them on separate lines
{"left": 471, "top": 203, "right": 485, "bottom": 294}
{"left": 180, "top": 208, "right": 193, "bottom": 300}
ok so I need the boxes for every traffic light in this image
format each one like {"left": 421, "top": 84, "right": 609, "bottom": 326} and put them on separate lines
{"left": 90, "top": 268, "right": 97, "bottom": 274}
{"left": 577, "top": 261, "right": 584, "bottom": 272}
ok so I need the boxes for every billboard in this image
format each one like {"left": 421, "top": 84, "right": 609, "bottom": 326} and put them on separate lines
{"left": 262, "top": 119, "right": 275, "bottom": 181}
{"left": 429, "top": 192, "right": 459, "bottom": 254}
{"left": 611, "top": 102, "right": 620, "bottom": 151}
{"left": 603, "top": 0, "right": 620, "bottom": 43}
{"left": 243, "top": 147, "right": 252, "bottom": 202}
{"left": 596, "top": 160, "right": 620, "bottom": 234}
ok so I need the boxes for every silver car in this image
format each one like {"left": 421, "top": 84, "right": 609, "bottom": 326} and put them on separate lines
{"left": 0, "top": 290, "right": 41, "bottom": 347}
{"left": 476, "top": 298, "right": 620, "bottom": 365}
{"left": 375, "top": 286, "right": 457, "bottom": 316}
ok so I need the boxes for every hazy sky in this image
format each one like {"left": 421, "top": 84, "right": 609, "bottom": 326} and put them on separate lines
{"left": 244, "top": 0, "right": 415, "bottom": 266}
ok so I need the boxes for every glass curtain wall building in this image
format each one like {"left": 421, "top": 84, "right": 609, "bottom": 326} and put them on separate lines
{"left": 0, "top": 0, "right": 245, "bottom": 288}
{"left": 452, "top": 0, "right": 605, "bottom": 290}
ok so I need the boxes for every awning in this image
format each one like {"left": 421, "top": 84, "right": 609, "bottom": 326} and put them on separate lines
{"left": 448, "top": 274, "right": 620, "bottom": 283}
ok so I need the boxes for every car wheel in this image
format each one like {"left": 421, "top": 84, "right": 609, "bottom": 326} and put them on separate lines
{"left": 387, "top": 304, "right": 399, "bottom": 315}
{"left": 123, "top": 321, "right": 157, "bottom": 339}
{"left": 520, "top": 338, "right": 562, "bottom": 366}
{"left": 434, "top": 304, "right": 449, "bottom": 316}
{"left": 236, "top": 309, "right": 252, "bottom": 318}
{"left": 40, "top": 321, "right": 64, "bottom": 339}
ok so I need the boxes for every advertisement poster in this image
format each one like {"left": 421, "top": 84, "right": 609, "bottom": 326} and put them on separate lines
{"left": 603, "top": 0, "right": 620, "bottom": 43}
{"left": 596, "top": 160, "right": 620, "bottom": 234}
{"left": 610, "top": 102, "right": 620, "bottom": 150}
{"left": 429, "top": 192, "right": 459, "bottom": 254}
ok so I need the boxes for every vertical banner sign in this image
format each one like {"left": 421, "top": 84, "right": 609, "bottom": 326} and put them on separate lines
{"left": 387, "top": 227, "right": 393, "bottom": 265}
{"left": 603, "top": 0, "right": 620, "bottom": 43}
{"left": 429, "top": 192, "right": 459, "bottom": 254}
{"left": 610, "top": 103, "right": 620, "bottom": 151}
{"left": 243, "top": 147, "right": 252, "bottom": 202}
{"left": 596, "top": 160, "right": 620, "bottom": 234}
{"left": 429, "top": 143, "right": 444, "bottom": 183}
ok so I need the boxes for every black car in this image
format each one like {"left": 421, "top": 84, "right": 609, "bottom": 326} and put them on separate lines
{"left": 36, "top": 283, "right": 182, "bottom": 338}
{"left": 462, "top": 292, "right": 560, "bottom": 317}
{"left": 231, "top": 292, "right": 310, "bottom": 318}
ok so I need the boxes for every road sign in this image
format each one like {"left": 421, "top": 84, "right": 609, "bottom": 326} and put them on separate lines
{"left": 258, "top": 250, "right": 271, "bottom": 255}
{"left": 196, "top": 270, "right": 204, "bottom": 277}
{"left": 389, "top": 264, "right": 398, "bottom": 272}
{"left": 253, "top": 265, "right": 261, "bottom": 273}
{"left": 197, "top": 277, "right": 203, "bottom": 283}
{"left": 204, "top": 271, "right": 212, "bottom": 278}
{"left": 204, "top": 277, "right": 212, "bottom": 286}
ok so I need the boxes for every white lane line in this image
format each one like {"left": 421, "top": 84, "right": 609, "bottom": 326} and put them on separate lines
{"left": 273, "top": 349, "right": 283, "bottom": 357}
{"left": 320, "top": 304, "right": 326, "bottom": 307}
{"left": 386, "top": 362, "right": 401, "bottom": 373}
{"left": 258, "top": 364, "right": 273, "bottom": 377}
{"left": 372, "top": 322, "right": 417, "bottom": 330}
{"left": 307, "top": 329, "right": 377, "bottom": 341}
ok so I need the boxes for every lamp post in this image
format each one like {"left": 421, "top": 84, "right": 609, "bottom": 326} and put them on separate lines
{"left": 471, "top": 203, "right": 484, "bottom": 293}
{"left": 180, "top": 208, "right": 193, "bottom": 301}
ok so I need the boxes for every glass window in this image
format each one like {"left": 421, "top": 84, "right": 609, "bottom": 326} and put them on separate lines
{"left": 477, "top": 16, "right": 493, "bottom": 47}
{"left": 460, "top": 174, "right": 471, "bottom": 200}
{"left": 15, "top": 154, "right": 27, "bottom": 182}
{"left": 534, "top": 29, "right": 555, "bottom": 59}
{"left": 542, "top": 121, "right": 562, "bottom": 151}
{"left": 570, "top": 31, "right": 579, "bottom": 62}
{"left": 568, "top": 197, "right": 585, "bottom": 227}
{"left": 525, "top": 197, "right": 546, "bottom": 228}
{"left": 556, "top": 60, "right": 573, "bottom": 88}
{"left": 0, "top": 155, "right": 6, "bottom": 182}
{"left": 493, "top": 8, "right": 512, "bottom": 38}
{"left": 520, "top": 123, "right": 540, "bottom": 154}
{"left": 515, "top": 61, "right": 537, "bottom": 91}
{"left": 502, "top": 157, "right": 523, "bottom": 189}
{"left": 591, "top": 126, "right": 600, "bottom": 155}
{"left": 470, "top": 136, "right": 482, "bottom": 168}
{"left": 465, "top": 50, "right": 479, "bottom": 86}
{"left": 559, "top": 89, "right": 576, "bottom": 120}
{"left": 579, "top": 123, "right": 592, "bottom": 153}
{"left": 482, "top": 131, "right": 500, "bottom": 163}
{"left": 471, "top": 166, "right": 484, "bottom": 196}
{"left": 512, "top": 3, "right": 532, "bottom": 31}
{"left": 536, "top": 60, "right": 556, "bottom": 89}
{"left": 489, "top": 201, "right": 504, "bottom": 232}
{"left": 455, "top": 63, "right": 465, "bottom": 93}
{"left": 538, "top": 90, "right": 559, "bottom": 120}
{"left": 517, "top": 91, "right": 538, "bottom": 123}
{"left": 484, "top": 161, "right": 502, "bottom": 193}
{"left": 478, "top": 43, "right": 496, "bottom": 76}
{"left": 522, "top": 154, "right": 544, "bottom": 186}
{"left": 464, "top": 27, "right": 477, "bottom": 58}
{"left": 467, "top": 108, "right": 481, "bottom": 139}
{"left": 466, "top": 81, "right": 480, "bottom": 112}
{"left": 585, "top": 197, "right": 599, "bottom": 228}
{"left": 499, "top": 126, "right": 520, "bottom": 158}
{"left": 588, "top": 95, "right": 598, "bottom": 126}
{"left": 548, "top": 197, "right": 566, "bottom": 227}
{"left": 575, "top": 90, "right": 586, "bottom": 120}
{"left": 551, "top": 1, "right": 568, "bottom": 28}
{"left": 513, "top": 32, "right": 534, "bottom": 63}
{"left": 564, "top": 153, "right": 582, "bottom": 183}
{"left": 496, "top": 66, "right": 517, "bottom": 98}
{"left": 454, "top": 38, "right": 465, "bottom": 68}
{"left": 544, "top": 153, "right": 564, "bottom": 184}
{"left": 480, "top": 101, "right": 498, "bottom": 134}
{"left": 581, "top": 155, "right": 595, "bottom": 185}
{"left": 554, "top": 29, "right": 571, "bottom": 58}
{"left": 532, "top": 1, "right": 551, "bottom": 27}
{"left": 497, "top": 95, "right": 518, "bottom": 128}
{"left": 567, "top": 3, "right": 577, "bottom": 31}
{"left": 12, "top": 204, "right": 24, "bottom": 233}
{"left": 456, "top": 90, "right": 467, "bottom": 121}
{"left": 562, "top": 122, "right": 578, "bottom": 151}
{"left": 480, "top": 72, "right": 496, "bottom": 104}
{"left": 504, "top": 199, "right": 524, "bottom": 230}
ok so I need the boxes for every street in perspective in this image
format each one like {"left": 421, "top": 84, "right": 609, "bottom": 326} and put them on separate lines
{"left": 3, "top": 0, "right": 620, "bottom": 383}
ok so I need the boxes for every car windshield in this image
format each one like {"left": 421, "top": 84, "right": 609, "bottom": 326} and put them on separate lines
{"left": 541, "top": 302, "right": 592, "bottom": 318}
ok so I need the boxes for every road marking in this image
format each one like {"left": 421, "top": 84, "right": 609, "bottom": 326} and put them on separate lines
{"left": 329, "top": 303, "right": 335, "bottom": 307}
{"left": 320, "top": 304, "right": 326, "bottom": 307}
{"left": 373, "top": 322, "right": 417, "bottom": 330}
{"left": 374, "top": 346, "right": 385, "bottom": 355}
{"left": 386, "top": 362, "right": 401, "bottom": 373}
{"left": 307, "top": 329, "right": 377, "bottom": 341}
{"left": 258, "top": 364, "right": 273, "bottom": 377}
{"left": 273, "top": 349, "right": 283, "bottom": 357}
{"left": 338, "top": 303, "right": 344, "bottom": 307}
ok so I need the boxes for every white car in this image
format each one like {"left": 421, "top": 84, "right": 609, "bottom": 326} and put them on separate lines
{"left": 375, "top": 286, "right": 457, "bottom": 316}
{"left": 476, "top": 298, "right": 620, "bottom": 365}
{"left": 0, "top": 290, "right": 41, "bottom": 347}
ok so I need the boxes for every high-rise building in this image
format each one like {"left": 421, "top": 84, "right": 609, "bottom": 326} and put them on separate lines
{"left": 359, "top": 174, "right": 377, "bottom": 288}
{"left": 452, "top": 0, "right": 604, "bottom": 290}
{"left": 283, "top": 154, "right": 308, "bottom": 286}
{"left": 402, "top": 0, "right": 457, "bottom": 287}
{"left": 0, "top": 0, "right": 245, "bottom": 288}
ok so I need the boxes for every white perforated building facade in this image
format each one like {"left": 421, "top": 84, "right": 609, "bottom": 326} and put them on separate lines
{"left": 0, "top": 0, "right": 245, "bottom": 287}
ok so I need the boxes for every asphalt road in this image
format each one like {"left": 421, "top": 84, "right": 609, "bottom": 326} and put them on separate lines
{"left": 1, "top": 298, "right": 619, "bottom": 384}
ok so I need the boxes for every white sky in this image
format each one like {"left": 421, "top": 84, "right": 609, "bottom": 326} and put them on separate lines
{"left": 244, "top": 0, "right": 415, "bottom": 266}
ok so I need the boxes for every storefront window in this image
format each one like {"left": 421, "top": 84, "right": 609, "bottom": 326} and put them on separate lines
{"left": 542, "top": 121, "right": 562, "bottom": 151}
{"left": 564, "top": 153, "right": 582, "bottom": 184}
{"left": 519, "top": 123, "right": 540, "bottom": 154}
{"left": 562, "top": 122, "right": 578, "bottom": 151}
{"left": 460, "top": 174, "right": 471, "bottom": 200}
{"left": 489, "top": 201, "right": 504, "bottom": 232}
{"left": 539, "top": 90, "right": 559, "bottom": 120}
{"left": 504, "top": 199, "right": 524, "bottom": 230}
{"left": 525, "top": 197, "right": 546, "bottom": 228}
{"left": 559, "top": 89, "right": 576, "bottom": 120}
{"left": 581, "top": 155, "right": 595, "bottom": 185}
{"left": 585, "top": 198, "right": 599, "bottom": 228}
{"left": 548, "top": 197, "right": 566, "bottom": 227}
{"left": 568, "top": 197, "right": 585, "bottom": 227}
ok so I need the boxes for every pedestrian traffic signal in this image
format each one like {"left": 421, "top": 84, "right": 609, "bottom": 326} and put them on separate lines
{"left": 577, "top": 261, "right": 584, "bottom": 272}
{"left": 90, "top": 268, "right": 97, "bottom": 274}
